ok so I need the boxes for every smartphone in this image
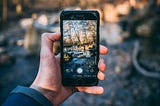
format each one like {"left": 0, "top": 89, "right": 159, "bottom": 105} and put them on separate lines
{"left": 60, "top": 10, "right": 99, "bottom": 86}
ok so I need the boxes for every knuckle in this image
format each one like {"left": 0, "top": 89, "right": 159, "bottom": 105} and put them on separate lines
{"left": 41, "top": 33, "right": 49, "bottom": 39}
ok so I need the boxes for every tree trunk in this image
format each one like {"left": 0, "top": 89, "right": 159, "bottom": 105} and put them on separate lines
{"left": 2, "top": 0, "right": 7, "bottom": 22}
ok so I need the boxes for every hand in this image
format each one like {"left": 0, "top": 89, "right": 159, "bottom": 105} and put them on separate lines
{"left": 30, "top": 33, "right": 108, "bottom": 106}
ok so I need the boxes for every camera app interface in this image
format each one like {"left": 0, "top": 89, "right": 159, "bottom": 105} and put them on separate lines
{"left": 63, "top": 20, "right": 97, "bottom": 78}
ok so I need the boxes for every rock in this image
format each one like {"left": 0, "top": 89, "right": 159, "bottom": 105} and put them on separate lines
{"left": 37, "top": 14, "right": 48, "bottom": 26}
{"left": 16, "top": 39, "right": 24, "bottom": 46}
{"left": 24, "top": 25, "right": 40, "bottom": 54}
{"left": 34, "top": 12, "right": 60, "bottom": 32}
{"left": 8, "top": 39, "right": 17, "bottom": 46}
{"left": 0, "top": 53, "right": 15, "bottom": 66}
{"left": 0, "top": 35, "right": 7, "bottom": 46}
{"left": 0, "top": 47, "right": 7, "bottom": 55}
{"left": 115, "top": 66, "right": 121, "bottom": 74}
{"left": 20, "top": 18, "right": 33, "bottom": 29}
{"left": 136, "top": 22, "right": 153, "bottom": 37}
{"left": 100, "top": 23, "right": 123, "bottom": 45}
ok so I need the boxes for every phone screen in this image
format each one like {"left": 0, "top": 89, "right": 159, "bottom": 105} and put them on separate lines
{"left": 62, "top": 20, "right": 98, "bottom": 79}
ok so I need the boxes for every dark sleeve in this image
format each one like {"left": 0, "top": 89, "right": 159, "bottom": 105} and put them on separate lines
{"left": 2, "top": 86, "right": 53, "bottom": 106}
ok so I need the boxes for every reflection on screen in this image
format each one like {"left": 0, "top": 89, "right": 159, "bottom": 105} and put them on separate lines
{"left": 63, "top": 20, "right": 97, "bottom": 78}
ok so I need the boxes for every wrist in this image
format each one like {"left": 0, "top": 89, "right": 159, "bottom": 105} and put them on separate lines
{"left": 30, "top": 85, "right": 59, "bottom": 106}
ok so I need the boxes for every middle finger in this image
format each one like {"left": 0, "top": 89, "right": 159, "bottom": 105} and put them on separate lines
{"left": 98, "top": 58, "right": 106, "bottom": 72}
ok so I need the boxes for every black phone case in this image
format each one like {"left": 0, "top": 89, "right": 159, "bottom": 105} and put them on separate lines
{"left": 60, "top": 10, "right": 99, "bottom": 86}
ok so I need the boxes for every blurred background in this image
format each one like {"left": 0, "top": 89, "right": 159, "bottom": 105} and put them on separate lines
{"left": 0, "top": 0, "right": 160, "bottom": 105}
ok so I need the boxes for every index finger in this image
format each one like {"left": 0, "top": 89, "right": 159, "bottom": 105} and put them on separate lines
{"left": 40, "top": 33, "right": 61, "bottom": 61}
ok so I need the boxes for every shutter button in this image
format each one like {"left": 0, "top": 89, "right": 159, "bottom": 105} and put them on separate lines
{"left": 77, "top": 68, "right": 83, "bottom": 74}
